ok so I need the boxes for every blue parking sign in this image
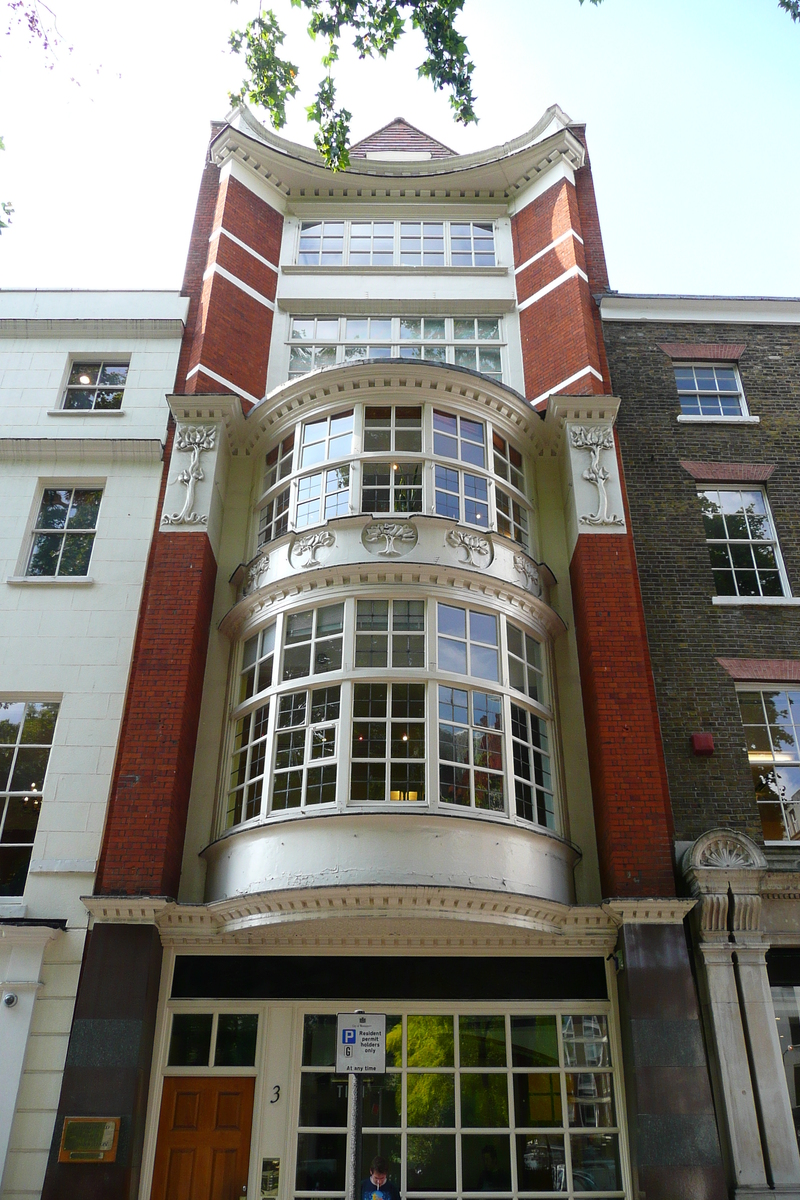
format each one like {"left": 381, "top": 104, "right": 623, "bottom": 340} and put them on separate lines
{"left": 342, "top": 1028, "right": 356, "bottom": 1044}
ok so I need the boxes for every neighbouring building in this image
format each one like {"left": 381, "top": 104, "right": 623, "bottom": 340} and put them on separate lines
{"left": 7, "top": 102, "right": 796, "bottom": 1200}
{"left": 0, "top": 291, "right": 189, "bottom": 1194}
{"left": 602, "top": 292, "right": 800, "bottom": 1196}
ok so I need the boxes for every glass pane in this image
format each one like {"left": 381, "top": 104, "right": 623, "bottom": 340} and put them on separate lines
{"left": 460, "top": 1074, "right": 509, "bottom": 1127}
{"left": 214, "top": 1013, "right": 258, "bottom": 1066}
{"left": 0, "top": 846, "right": 32, "bottom": 896}
{"left": 168, "top": 1013, "right": 212, "bottom": 1066}
{"left": 510, "top": 1016, "right": 558, "bottom": 1067}
{"left": 303, "top": 1014, "right": 337, "bottom": 1066}
{"left": 460, "top": 1015, "right": 506, "bottom": 1066}
{"left": 461, "top": 1136, "right": 511, "bottom": 1190}
{"left": 361, "top": 1075, "right": 401, "bottom": 1128}
{"left": 58, "top": 533, "right": 94, "bottom": 576}
{"left": 516, "top": 1135, "right": 566, "bottom": 1192}
{"left": 385, "top": 1016, "right": 403, "bottom": 1067}
{"left": 513, "top": 1073, "right": 562, "bottom": 1127}
{"left": 407, "top": 1015, "right": 454, "bottom": 1066}
{"left": 566, "top": 1073, "right": 614, "bottom": 1128}
{"left": 562, "top": 1015, "right": 610, "bottom": 1067}
{"left": 21, "top": 701, "right": 58, "bottom": 744}
{"left": 360, "top": 1139, "right": 402, "bottom": 1198}
{"left": 9, "top": 746, "right": 50, "bottom": 792}
{"left": 0, "top": 702, "right": 25, "bottom": 744}
{"left": 295, "top": 1133, "right": 347, "bottom": 1190}
{"left": 27, "top": 533, "right": 61, "bottom": 576}
{"left": 67, "top": 489, "right": 102, "bottom": 529}
{"left": 407, "top": 1134, "right": 456, "bottom": 1191}
{"left": 1, "top": 797, "right": 40, "bottom": 844}
{"left": 38, "top": 488, "right": 71, "bottom": 529}
{"left": 406, "top": 1074, "right": 455, "bottom": 1127}
{"left": 69, "top": 362, "right": 99, "bottom": 385}
{"left": 570, "top": 1133, "right": 620, "bottom": 1191}
{"left": 300, "top": 1073, "right": 350, "bottom": 1126}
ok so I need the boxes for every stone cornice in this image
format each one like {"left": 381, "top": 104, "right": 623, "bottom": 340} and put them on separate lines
{"left": 210, "top": 108, "right": 585, "bottom": 202}
{"left": 84, "top": 886, "right": 633, "bottom": 951}
{"left": 0, "top": 318, "right": 186, "bottom": 340}
{"left": 543, "top": 397, "right": 621, "bottom": 456}
{"left": 0, "top": 438, "right": 164, "bottom": 465}
{"left": 218, "top": 539, "right": 566, "bottom": 643}
{"left": 602, "top": 899, "right": 696, "bottom": 925}
{"left": 170, "top": 363, "right": 545, "bottom": 461}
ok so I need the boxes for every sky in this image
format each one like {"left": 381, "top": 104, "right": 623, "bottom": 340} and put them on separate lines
{"left": 0, "top": 0, "right": 798, "bottom": 296}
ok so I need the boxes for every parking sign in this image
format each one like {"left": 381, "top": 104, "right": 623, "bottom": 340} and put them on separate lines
{"left": 336, "top": 1013, "right": 386, "bottom": 1073}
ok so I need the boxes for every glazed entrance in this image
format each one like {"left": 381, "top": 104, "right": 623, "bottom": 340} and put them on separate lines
{"left": 296, "top": 1010, "right": 622, "bottom": 1199}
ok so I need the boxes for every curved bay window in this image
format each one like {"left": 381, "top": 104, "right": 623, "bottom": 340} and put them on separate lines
{"left": 254, "top": 403, "right": 534, "bottom": 552}
{"left": 219, "top": 598, "right": 558, "bottom": 838}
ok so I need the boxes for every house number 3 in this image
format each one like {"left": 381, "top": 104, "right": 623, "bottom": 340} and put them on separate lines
{"left": 271, "top": 1085, "right": 281, "bottom": 1103}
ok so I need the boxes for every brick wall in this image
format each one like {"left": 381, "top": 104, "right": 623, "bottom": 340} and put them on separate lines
{"left": 605, "top": 319, "right": 800, "bottom": 843}
{"left": 182, "top": 170, "right": 283, "bottom": 401}
{"left": 512, "top": 175, "right": 607, "bottom": 400}
{"left": 570, "top": 529, "right": 676, "bottom": 897}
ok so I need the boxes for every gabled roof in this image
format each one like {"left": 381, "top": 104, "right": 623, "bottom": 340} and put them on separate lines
{"left": 349, "top": 117, "right": 454, "bottom": 160}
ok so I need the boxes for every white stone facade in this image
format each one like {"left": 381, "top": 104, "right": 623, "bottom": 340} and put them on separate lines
{"left": 0, "top": 292, "right": 188, "bottom": 1198}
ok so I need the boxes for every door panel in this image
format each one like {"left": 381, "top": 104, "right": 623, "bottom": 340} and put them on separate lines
{"left": 152, "top": 1077, "right": 255, "bottom": 1200}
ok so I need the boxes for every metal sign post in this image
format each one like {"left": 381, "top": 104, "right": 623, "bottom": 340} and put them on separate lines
{"left": 337, "top": 1013, "right": 386, "bottom": 1200}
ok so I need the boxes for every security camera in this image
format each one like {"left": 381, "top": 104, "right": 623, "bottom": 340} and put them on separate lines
{"left": 3, "top": 992, "right": 18, "bottom": 1008}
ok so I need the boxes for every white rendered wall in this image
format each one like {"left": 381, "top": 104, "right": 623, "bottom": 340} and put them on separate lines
{"left": 0, "top": 301, "right": 184, "bottom": 1200}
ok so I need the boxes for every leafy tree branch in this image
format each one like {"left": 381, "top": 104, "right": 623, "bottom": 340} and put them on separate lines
{"left": 229, "top": 0, "right": 476, "bottom": 170}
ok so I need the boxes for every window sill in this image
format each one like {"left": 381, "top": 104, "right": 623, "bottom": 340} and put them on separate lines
{"left": 282, "top": 264, "right": 510, "bottom": 277}
{"left": 764, "top": 841, "right": 800, "bottom": 847}
{"left": 677, "top": 414, "right": 759, "bottom": 424}
{"left": 711, "top": 595, "right": 800, "bottom": 607}
{"left": 6, "top": 575, "right": 95, "bottom": 586}
{"left": 46, "top": 408, "right": 125, "bottom": 417}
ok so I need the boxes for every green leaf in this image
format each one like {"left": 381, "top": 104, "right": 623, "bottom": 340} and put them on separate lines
{"left": 228, "top": 9, "right": 299, "bottom": 128}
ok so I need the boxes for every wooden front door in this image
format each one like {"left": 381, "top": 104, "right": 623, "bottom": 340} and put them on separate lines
{"left": 151, "top": 1076, "right": 255, "bottom": 1200}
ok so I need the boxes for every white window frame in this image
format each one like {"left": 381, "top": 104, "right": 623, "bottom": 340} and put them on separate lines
{"left": 737, "top": 684, "right": 800, "bottom": 845}
{"left": 60, "top": 358, "right": 130, "bottom": 412}
{"left": 23, "top": 482, "right": 103, "bottom": 579}
{"left": 698, "top": 485, "right": 790, "bottom": 599}
{"left": 218, "top": 601, "right": 558, "bottom": 837}
{"left": 675, "top": 362, "right": 758, "bottom": 424}
{"left": 295, "top": 220, "right": 498, "bottom": 268}
{"left": 287, "top": 316, "right": 505, "bottom": 384}
{"left": 252, "top": 404, "right": 532, "bottom": 552}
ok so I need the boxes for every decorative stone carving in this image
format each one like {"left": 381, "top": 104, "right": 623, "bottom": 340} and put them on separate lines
{"left": 161, "top": 424, "right": 217, "bottom": 526}
{"left": 290, "top": 529, "right": 335, "bottom": 567}
{"left": 732, "top": 892, "right": 762, "bottom": 932}
{"left": 242, "top": 551, "right": 270, "bottom": 596}
{"left": 697, "top": 893, "right": 729, "bottom": 933}
{"left": 362, "top": 520, "right": 418, "bottom": 558}
{"left": 513, "top": 553, "right": 542, "bottom": 596}
{"left": 445, "top": 528, "right": 492, "bottom": 566}
{"left": 682, "top": 829, "right": 768, "bottom": 874}
{"left": 569, "top": 425, "right": 624, "bottom": 527}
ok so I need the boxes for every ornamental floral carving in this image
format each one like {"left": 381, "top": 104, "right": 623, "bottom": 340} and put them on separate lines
{"left": 291, "top": 529, "right": 335, "bottom": 567}
{"left": 362, "top": 520, "right": 418, "bottom": 558}
{"left": 242, "top": 551, "right": 270, "bottom": 597}
{"left": 445, "top": 528, "right": 492, "bottom": 566}
{"left": 513, "top": 553, "right": 542, "bottom": 596}
{"left": 161, "top": 424, "right": 217, "bottom": 526}
{"left": 569, "top": 425, "right": 624, "bottom": 527}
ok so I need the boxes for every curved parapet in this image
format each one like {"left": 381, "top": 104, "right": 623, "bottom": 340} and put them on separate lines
{"left": 202, "top": 811, "right": 579, "bottom": 908}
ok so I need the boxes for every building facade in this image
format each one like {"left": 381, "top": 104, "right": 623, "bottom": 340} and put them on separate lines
{"left": 602, "top": 294, "right": 800, "bottom": 1197}
{"left": 2, "top": 106, "right": 774, "bottom": 1200}
{"left": 0, "top": 291, "right": 189, "bottom": 1196}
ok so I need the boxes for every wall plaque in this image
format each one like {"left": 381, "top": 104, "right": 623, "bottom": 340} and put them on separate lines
{"left": 58, "top": 1116, "right": 120, "bottom": 1163}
